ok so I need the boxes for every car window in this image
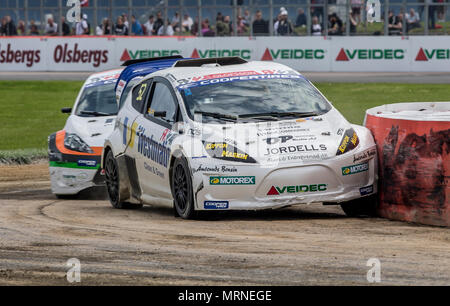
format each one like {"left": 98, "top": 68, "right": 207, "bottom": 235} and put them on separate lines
{"left": 75, "top": 83, "right": 117, "bottom": 117}
{"left": 147, "top": 82, "right": 176, "bottom": 123}
{"left": 120, "top": 78, "right": 142, "bottom": 110}
{"left": 131, "top": 80, "right": 151, "bottom": 113}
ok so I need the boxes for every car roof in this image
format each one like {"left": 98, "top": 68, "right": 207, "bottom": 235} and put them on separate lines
{"left": 84, "top": 68, "right": 124, "bottom": 88}
{"left": 151, "top": 60, "right": 302, "bottom": 84}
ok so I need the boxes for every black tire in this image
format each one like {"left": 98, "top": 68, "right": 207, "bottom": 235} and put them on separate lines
{"left": 104, "top": 151, "right": 142, "bottom": 209}
{"left": 340, "top": 195, "right": 378, "bottom": 217}
{"left": 171, "top": 157, "right": 196, "bottom": 219}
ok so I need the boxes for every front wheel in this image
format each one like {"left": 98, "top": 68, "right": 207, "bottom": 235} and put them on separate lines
{"left": 171, "top": 157, "right": 196, "bottom": 219}
{"left": 340, "top": 195, "right": 378, "bottom": 217}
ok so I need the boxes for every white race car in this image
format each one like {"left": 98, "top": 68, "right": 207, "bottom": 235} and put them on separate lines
{"left": 102, "top": 56, "right": 378, "bottom": 218}
{"left": 48, "top": 69, "right": 125, "bottom": 196}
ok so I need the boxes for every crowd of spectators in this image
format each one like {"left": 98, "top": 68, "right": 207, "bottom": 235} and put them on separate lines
{"left": 0, "top": 2, "right": 447, "bottom": 37}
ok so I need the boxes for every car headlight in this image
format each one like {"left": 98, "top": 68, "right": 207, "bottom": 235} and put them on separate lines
{"left": 336, "top": 128, "right": 359, "bottom": 156}
{"left": 203, "top": 142, "right": 257, "bottom": 163}
{"left": 64, "top": 133, "right": 93, "bottom": 153}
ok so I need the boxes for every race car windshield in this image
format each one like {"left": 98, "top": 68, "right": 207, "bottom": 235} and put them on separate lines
{"left": 180, "top": 78, "right": 331, "bottom": 121}
{"left": 75, "top": 83, "right": 118, "bottom": 117}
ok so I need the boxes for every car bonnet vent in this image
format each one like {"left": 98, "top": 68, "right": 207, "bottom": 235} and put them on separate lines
{"left": 174, "top": 57, "right": 247, "bottom": 68}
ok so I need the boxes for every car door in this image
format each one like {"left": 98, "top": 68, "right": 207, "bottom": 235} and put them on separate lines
{"left": 132, "top": 77, "right": 179, "bottom": 199}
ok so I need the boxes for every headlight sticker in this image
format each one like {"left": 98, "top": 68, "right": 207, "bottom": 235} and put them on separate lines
{"left": 203, "top": 142, "right": 257, "bottom": 163}
{"left": 336, "top": 128, "right": 359, "bottom": 156}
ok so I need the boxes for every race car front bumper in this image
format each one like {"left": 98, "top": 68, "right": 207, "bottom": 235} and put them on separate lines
{"left": 48, "top": 131, "right": 104, "bottom": 195}
{"left": 191, "top": 145, "right": 378, "bottom": 211}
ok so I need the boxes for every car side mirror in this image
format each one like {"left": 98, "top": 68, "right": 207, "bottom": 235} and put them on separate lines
{"left": 154, "top": 111, "right": 167, "bottom": 118}
{"left": 61, "top": 107, "right": 72, "bottom": 114}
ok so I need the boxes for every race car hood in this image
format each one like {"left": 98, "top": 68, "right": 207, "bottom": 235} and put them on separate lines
{"left": 198, "top": 108, "right": 357, "bottom": 164}
{"left": 63, "top": 115, "right": 116, "bottom": 147}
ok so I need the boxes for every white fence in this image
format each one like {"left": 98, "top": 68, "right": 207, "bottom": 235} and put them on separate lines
{"left": 0, "top": 36, "right": 449, "bottom": 72}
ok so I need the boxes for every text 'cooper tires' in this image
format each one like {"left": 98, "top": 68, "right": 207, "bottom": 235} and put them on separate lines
{"left": 340, "top": 195, "right": 378, "bottom": 217}
{"left": 172, "top": 157, "right": 196, "bottom": 219}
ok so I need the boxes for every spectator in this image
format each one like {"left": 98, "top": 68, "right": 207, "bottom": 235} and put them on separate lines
{"left": 311, "top": 0, "right": 324, "bottom": 22}
{"left": 122, "top": 13, "right": 129, "bottom": 28}
{"left": 351, "top": 0, "right": 362, "bottom": 23}
{"left": 436, "top": 0, "right": 445, "bottom": 21}
{"left": 237, "top": 15, "right": 248, "bottom": 35}
{"left": 153, "top": 11, "right": 164, "bottom": 34}
{"left": 17, "top": 20, "right": 26, "bottom": 35}
{"left": 201, "top": 18, "right": 215, "bottom": 36}
{"left": 388, "top": 10, "right": 402, "bottom": 35}
{"left": 191, "top": 17, "right": 199, "bottom": 36}
{"left": 29, "top": 20, "right": 39, "bottom": 35}
{"left": 143, "top": 15, "right": 154, "bottom": 35}
{"left": 96, "top": 18, "right": 111, "bottom": 35}
{"left": 311, "top": 15, "right": 322, "bottom": 36}
{"left": 130, "top": 15, "right": 143, "bottom": 35}
{"left": 158, "top": 20, "right": 175, "bottom": 36}
{"left": 171, "top": 12, "right": 180, "bottom": 29}
{"left": 215, "top": 15, "right": 230, "bottom": 36}
{"left": 328, "top": 13, "right": 343, "bottom": 35}
{"left": 61, "top": 17, "right": 71, "bottom": 35}
{"left": 405, "top": 8, "right": 421, "bottom": 32}
{"left": 275, "top": 9, "right": 293, "bottom": 36}
{"left": 252, "top": 10, "right": 268, "bottom": 35}
{"left": 44, "top": 17, "right": 58, "bottom": 36}
{"left": 75, "top": 14, "right": 90, "bottom": 35}
{"left": 181, "top": 14, "right": 193, "bottom": 32}
{"left": 243, "top": 9, "right": 251, "bottom": 26}
{"left": 295, "top": 8, "right": 307, "bottom": 28}
{"left": 2, "top": 16, "right": 17, "bottom": 36}
{"left": 349, "top": 9, "right": 358, "bottom": 34}
{"left": 113, "top": 16, "right": 128, "bottom": 35}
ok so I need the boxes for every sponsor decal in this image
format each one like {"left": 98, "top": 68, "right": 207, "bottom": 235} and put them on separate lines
{"left": 204, "top": 142, "right": 257, "bottom": 164}
{"left": 204, "top": 201, "right": 229, "bottom": 210}
{"left": 53, "top": 43, "right": 108, "bottom": 67}
{"left": 337, "top": 128, "right": 344, "bottom": 136}
{"left": 360, "top": 185, "right": 374, "bottom": 196}
{"left": 191, "top": 48, "right": 251, "bottom": 59}
{"left": 264, "top": 133, "right": 319, "bottom": 144}
{"left": 264, "top": 144, "right": 327, "bottom": 156}
{"left": 415, "top": 47, "right": 450, "bottom": 61}
{"left": 353, "top": 148, "right": 376, "bottom": 163}
{"left": 336, "top": 48, "right": 404, "bottom": 61}
{"left": 342, "top": 161, "right": 369, "bottom": 176}
{"left": 177, "top": 73, "right": 303, "bottom": 89}
{"left": 144, "top": 161, "right": 165, "bottom": 178}
{"left": 193, "top": 165, "right": 238, "bottom": 173}
{"left": 120, "top": 48, "right": 180, "bottom": 61}
{"left": 209, "top": 176, "right": 255, "bottom": 185}
{"left": 77, "top": 159, "right": 97, "bottom": 167}
{"left": 265, "top": 153, "right": 328, "bottom": 163}
{"left": 336, "top": 129, "right": 359, "bottom": 155}
{"left": 137, "top": 127, "right": 171, "bottom": 168}
{"left": 0, "top": 43, "right": 41, "bottom": 67}
{"left": 261, "top": 48, "right": 325, "bottom": 61}
{"left": 267, "top": 184, "right": 328, "bottom": 195}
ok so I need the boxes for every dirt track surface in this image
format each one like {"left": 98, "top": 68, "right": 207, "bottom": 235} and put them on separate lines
{"left": 0, "top": 163, "right": 449, "bottom": 285}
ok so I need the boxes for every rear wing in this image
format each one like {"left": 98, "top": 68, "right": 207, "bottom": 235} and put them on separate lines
{"left": 115, "top": 55, "right": 187, "bottom": 104}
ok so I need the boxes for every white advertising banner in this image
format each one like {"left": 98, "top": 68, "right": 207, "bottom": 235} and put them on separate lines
{"left": 0, "top": 36, "right": 449, "bottom": 72}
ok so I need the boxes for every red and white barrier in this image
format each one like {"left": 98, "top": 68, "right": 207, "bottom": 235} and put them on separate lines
{"left": 365, "top": 102, "right": 450, "bottom": 227}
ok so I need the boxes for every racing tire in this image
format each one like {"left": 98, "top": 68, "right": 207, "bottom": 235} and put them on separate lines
{"left": 171, "top": 157, "right": 196, "bottom": 219}
{"left": 104, "top": 151, "right": 142, "bottom": 209}
{"left": 340, "top": 195, "right": 378, "bottom": 217}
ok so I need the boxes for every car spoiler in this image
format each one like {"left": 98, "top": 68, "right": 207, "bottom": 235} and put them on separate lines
{"left": 115, "top": 55, "right": 188, "bottom": 103}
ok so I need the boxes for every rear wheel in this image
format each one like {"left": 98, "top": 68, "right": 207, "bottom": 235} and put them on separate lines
{"left": 171, "top": 157, "right": 196, "bottom": 219}
{"left": 340, "top": 195, "right": 378, "bottom": 217}
{"left": 104, "top": 151, "right": 142, "bottom": 209}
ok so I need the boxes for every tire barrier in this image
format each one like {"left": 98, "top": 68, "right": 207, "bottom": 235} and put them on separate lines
{"left": 365, "top": 102, "right": 450, "bottom": 227}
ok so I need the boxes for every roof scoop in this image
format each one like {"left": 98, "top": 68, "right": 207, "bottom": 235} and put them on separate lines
{"left": 174, "top": 57, "right": 247, "bottom": 68}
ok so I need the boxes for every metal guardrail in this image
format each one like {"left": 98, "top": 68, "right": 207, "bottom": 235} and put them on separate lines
{"left": 0, "top": 0, "right": 449, "bottom": 37}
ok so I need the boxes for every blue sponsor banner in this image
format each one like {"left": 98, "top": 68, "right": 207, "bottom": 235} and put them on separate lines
{"left": 204, "top": 201, "right": 229, "bottom": 210}
{"left": 359, "top": 185, "right": 374, "bottom": 196}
